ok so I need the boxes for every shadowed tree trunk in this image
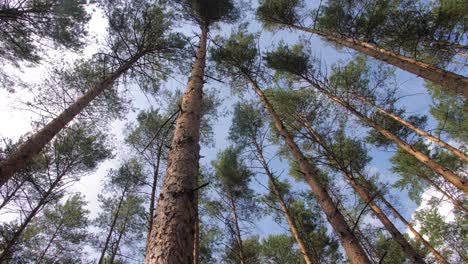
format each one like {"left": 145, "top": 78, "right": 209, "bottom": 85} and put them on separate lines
{"left": 229, "top": 194, "right": 245, "bottom": 264}
{"left": 288, "top": 25, "right": 468, "bottom": 98}
{"left": 352, "top": 94, "right": 467, "bottom": 161}
{"left": 300, "top": 120, "right": 426, "bottom": 263}
{"left": 302, "top": 77, "right": 467, "bottom": 193}
{"left": 145, "top": 25, "right": 208, "bottom": 264}
{"left": 0, "top": 55, "right": 142, "bottom": 188}
{"left": 245, "top": 76, "right": 371, "bottom": 264}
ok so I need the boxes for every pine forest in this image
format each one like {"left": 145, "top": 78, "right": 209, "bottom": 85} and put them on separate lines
{"left": 0, "top": 0, "right": 466, "bottom": 263}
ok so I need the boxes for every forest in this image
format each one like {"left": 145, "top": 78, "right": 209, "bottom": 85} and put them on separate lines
{"left": 0, "top": 0, "right": 466, "bottom": 263}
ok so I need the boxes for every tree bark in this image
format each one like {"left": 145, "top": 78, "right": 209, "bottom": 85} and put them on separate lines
{"left": 301, "top": 120, "right": 426, "bottom": 263}
{"left": 253, "top": 141, "right": 316, "bottom": 264}
{"left": 353, "top": 94, "right": 467, "bottom": 161}
{"left": 379, "top": 194, "right": 449, "bottom": 264}
{"left": 289, "top": 24, "right": 468, "bottom": 98}
{"left": 245, "top": 76, "right": 371, "bottom": 264}
{"left": 145, "top": 142, "right": 163, "bottom": 254}
{"left": 193, "top": 208, "right": 200, "bottom": 264}
{"left": 0, "top": 55, "right": 141, "bottom": 187}
{"left": 145, "top": 25, "right": 208, "bottom": 264}
{"left": 302, "top": 78, "right": 467, "bottom": 193}
{"left": 98, "top": 189, "right": 127, "bottom": 264}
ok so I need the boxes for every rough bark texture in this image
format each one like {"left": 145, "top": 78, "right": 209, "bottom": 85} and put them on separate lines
{"left": 380, "top": 195, "right": 449, "bottom": 264}
{"left": 304, "top": 81, "right": 467, "bottom": 193}
{"left": 0, "top": 56, "right": 141, "bottom": 188}
{"left": 354, "top": 94, "right": 467, "bottom": 161}
{"left": 301, "top": 121, "right": 425, "bottom": 264}
{"left": 291, "top": 25, "right": 468, "bottom": 98}
{"left": 246, "top": 77, "right": 371, "bottom": 264}
{"left": 145, "top": 26, "right": 208, "bottom": 264}
{"left": 253, "top": 141, "right": 315, "bottom": 264}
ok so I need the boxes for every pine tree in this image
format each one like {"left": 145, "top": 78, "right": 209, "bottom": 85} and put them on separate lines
{"left": 145, "top": 1, "right": 239, "bottom": 262}
{"left": 210, "top": 27, "right": 371, "bottom": 264}
{"left": 256, "top": 0, "right": 468, "bottom": 97}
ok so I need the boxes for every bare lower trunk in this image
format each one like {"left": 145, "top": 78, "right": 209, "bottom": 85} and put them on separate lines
{"left": 145, "top": 143, "right": 163, "bottom": 253}
{"left": 0, "top": 56, "right": 141, "bottom": 187}
{"left": 246, "top": 76, "right": 371, "bottom": 264}
{"left": 145, "top": 26, "right": 208, "bottom": 264}
{"left": 301, "top": 121, "right": 426, "bottom": 263}
{"left": 109, "top": 215, "right": 129, "bottom": 264}
{"left": 290, "top": 25, "right": 468, "bottom": 98}
{"left": 193, "top": 208, "right": 200, "bottom": 264}
{"left": 354, "top": 94, "right": 467, "bottom": 161}
{"left": 253, "top": 141, "right": 315, "bottom": 264}
{"left": 98, "top": 190, "right": 126, "bottom": 264}
{"left": 230, "top": 196, "right": 245, "bottom": 264}
{"left": 304, "top": 79, "right": 467, "bottom": 193}
{"left": 379, "top": 195, "right": 449, "bottom": 264}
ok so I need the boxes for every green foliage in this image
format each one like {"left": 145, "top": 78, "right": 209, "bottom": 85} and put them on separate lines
{"left": 413, "top": 205, "right": 468, "bottom": 262}
{"left": 256, "top": 0, "right": 303, "bottom": 30}
{"left": 229, "top": 102, "right": 267, "bottom": 148}
{"left": 390, "top": 140, "right": 463, "bottom": 204}
{"left": 225, "top": 235, "right": 261, "bottom": 264}
{"left": 374, "top": 231, "right": 408, "bottom": 264}
{"left": 174, "top": 0, "right": 239, "bottom": 26}
{"left": 264, "top": 42, "right": 311, "bottom": 77}
{"left": 0, "top": 0, "right": 90, "bottom": 64}
{"left": 260, "top": 234, "right": 302, "bottom": 263}
{"left": 426, "top": 81, "right": 468, "bottom": 143}
{"left": 210, "top": 25, "right": 259, "bottom": 89}
{"left": 329, "top": 131, "right": 372, "bottom": 173}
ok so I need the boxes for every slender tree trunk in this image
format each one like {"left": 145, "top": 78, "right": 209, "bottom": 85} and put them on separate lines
{"left": 36, "top": 221, "right": 64, "bottom": 263}
{"left": 229, "top": 196, "right": 245, "bottom": 264}
{"left": 0, "top": 55, "right": 142, "bottom": 187}
{"left": 98, "top": 190, "right": 127, "bottom": 264}
{"left": 353, "top": 94, "right": 467, "bottom": 161}
{"left": 0, "top": 178, "right": 27, "bottom": 211}
{"left": 109, "top": 215, "right": 129, "bottom": 264}
{"left": 253, "top": 141, "right": 316, "bottom": 264}
{"left": 379, "top": 194, "right": 449, "bottom": 264}
{"left": 145, "top": 25, "right": 208, "bottom": 264}
{"left": 0, "top": 173, "right": 63, "bottom": 262}
{"left": 245, "top": 76, "right": 371, "bottom": 264}
{"left": 417, "top": 172, "right": 467, "bottom": 215}
{"left": 193, "top": 209, "right": 200, "bottom": 264}
{"left": 303, "top": 78, "right": 467, "bottom": 193}
{"left": 145, "top": 142, "right": 163, "bottom": 253}
{"left": 289, "top": 24, "right": 468, "bottom": 98}
{"left": 301, "top": 120, "right": 426, "bottom": 263}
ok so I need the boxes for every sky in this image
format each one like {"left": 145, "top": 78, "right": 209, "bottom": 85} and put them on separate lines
{"left": 0, "top": 0, "right": 463, "bottom": 262}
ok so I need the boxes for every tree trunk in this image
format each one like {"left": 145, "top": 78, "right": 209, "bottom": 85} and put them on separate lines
{"left": 253, "top": 141, "right": 316, "bottom": 264}
{"left": 145, "top": 142, "right": 163, "bottom": 253}
{"left": 0, "top": 55, "right": 141, "bottom": 187}
{"left": 98, "top": 190, "right": 127, "bottom": 264}
{"left": 245, "top": 76, "right": 371, "bottom": 264}
{"left": 109, "top": 214, "right": 129, "bottom": 264}
{"left": 300, "top": 121, "right": 426, "bottom": 263}
{"left": 145, "top": 25, "right": 208, "bottom": 264}
{"left": 289, "top": 25, "right": 468, "bottom": 98}
{"left": 303, "top": 79, "right": 467, "bottom": 193}
{"left": 36, "top": 220, "right": 64, "bottom": 263}
{"left": 379, "top": 194, "right": 449, "bottom": 264}
{"left": 193, "top": 209, "right": 200, "bottom": 264}
{"left": 353, "top": 94, "right": 467, "bottom": 161}
{"left": 229, "top": 196, "right": 245, "bottom": 264}
{"left": 0, "top": 173, "right": 63, "bottom": 262}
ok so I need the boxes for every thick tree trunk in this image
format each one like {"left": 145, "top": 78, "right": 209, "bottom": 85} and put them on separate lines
{"left": 0, "top": 56, "right": 141, "bottom": 187}
{"left": 353, "top": 94, "right": 467, "bottom": 161}
{"left": 290, "top": 25, "right": 468, "bottom": 98}
{"left": 303, "top": 79, "right": 467, "bottom": 193}
{"left": 253, "top": 141, "right": 316, "bottom": 264}
{"left": 98, "top": 190, "right": 126, "bottom": 264}
{"left": 245, "top": 76, "right": 371, "bottom": 264}
{"left": 145, "top": 26, "right": 208, "bottom": 264}
{"left": 229, "top": 196, "right": 245, "bottom": 264}
{"left": 301, "top": 121, "right": 426, "bottom": 263}
{"left": 0, "top": 173, "right": 63, "bottom": 262}
{"left": 379, "top": 194, "right": 449, "bottom": 264}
